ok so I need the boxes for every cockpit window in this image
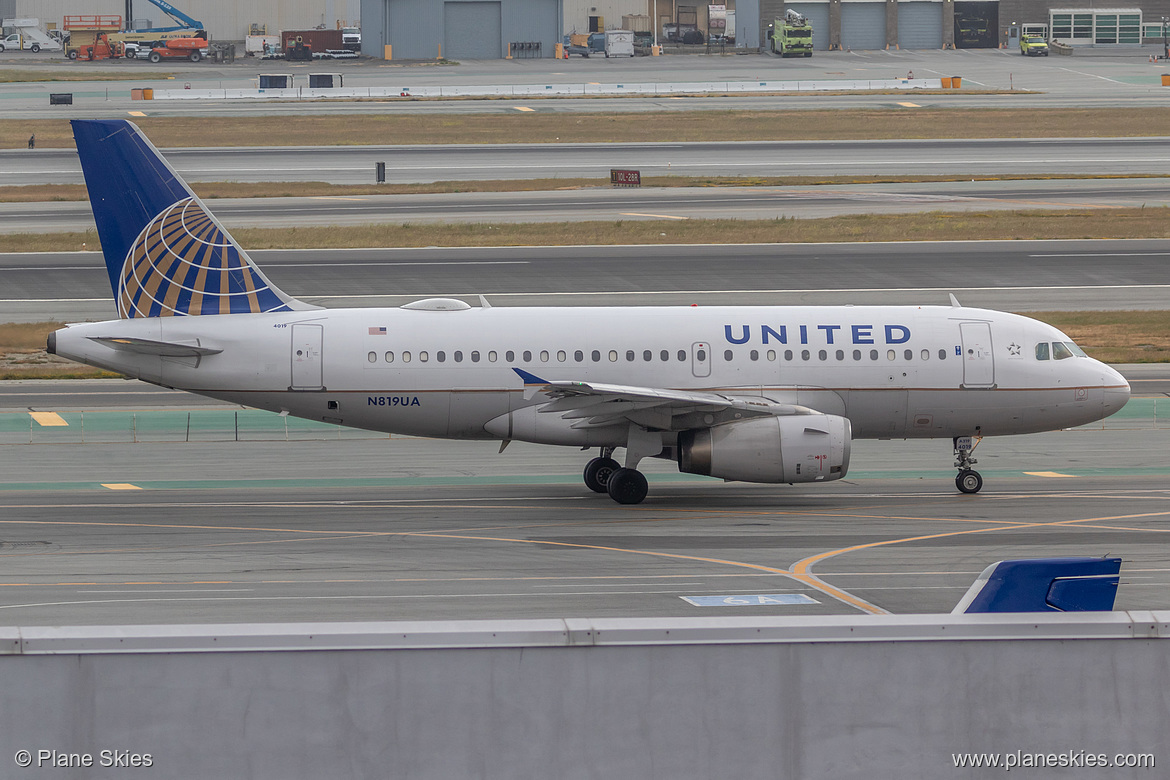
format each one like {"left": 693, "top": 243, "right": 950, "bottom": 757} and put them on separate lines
{"left": 1052, "top": 341, "right": 1074, "bottom": 360}
{"left": 1035, "top": 343, "right": 1050, "bottom": 360}
{"left": 1065, "top": 341, "right": 1087, "bottom": 357}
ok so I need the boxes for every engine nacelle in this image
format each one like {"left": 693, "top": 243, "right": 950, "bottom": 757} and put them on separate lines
{"left": 678, "top": 414, "right": 851, "bottom": 483}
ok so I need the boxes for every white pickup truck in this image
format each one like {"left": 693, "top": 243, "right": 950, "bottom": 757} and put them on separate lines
{"left": 0, "top": 19, "right": 63, "bottom": 53}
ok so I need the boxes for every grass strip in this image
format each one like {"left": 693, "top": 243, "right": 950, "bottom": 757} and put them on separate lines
{"left": 0, "top": 68, "right": 174, "bottom": 83}
{"left": 11, "top": 207, "right": 1170, "bottom": 253}
{"left": 8, "top": 108, "right": 1170, "bottom": 148}
{"left": 2, "top": 173, "right": 1164, "bottom": 203}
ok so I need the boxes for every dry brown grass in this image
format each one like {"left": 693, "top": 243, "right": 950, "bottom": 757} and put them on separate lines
{"left": 0, "top": 68, "right": 168, "bottom": 83}
{"left": 1, "top": 173, "right": 1161, "bottom": 203}
{"left": 8, "top": 108, "right": 1170, "bottom": 148}
{"left": 0, "top": 321, "right": 117, "bottom": 379}
{"left": 11, "top": 208, "right": 1170, "bottom": 253}
{"left": 1027, "top": 311, "right": 1170, "bottom": 364}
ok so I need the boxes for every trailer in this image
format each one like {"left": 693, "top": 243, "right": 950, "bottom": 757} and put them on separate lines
{"left": 0, "top": 19, "right": 64, "bottom": 52}
{"left": 282, "top": 29, "right": 343, "bottom": 56}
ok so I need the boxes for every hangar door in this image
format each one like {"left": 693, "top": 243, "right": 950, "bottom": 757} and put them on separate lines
{"left": 787, "top": 4, "right": 830, "bottom": 50}
{"left": 955, "top": 1, "right": 998, "bottom": 47}
{"left": 840, "top": 2, "right": 887, "bottom": 50}
{"left": 898, "top": 2, "right": 943, "bottom": 48}
{"left": 444, "top": 1, "right": 502, "bottom": 59}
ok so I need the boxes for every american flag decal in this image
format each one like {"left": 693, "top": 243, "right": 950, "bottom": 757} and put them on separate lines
{"left": 369, "top": 326, "right": 387, "bottom": 335}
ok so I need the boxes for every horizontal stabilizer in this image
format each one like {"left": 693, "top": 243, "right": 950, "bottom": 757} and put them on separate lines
{"left": 953, "top": 557, "right": 1122, "bottom": 614}
{"left": 89, "top": 336, "right": 223, "bottom": 358}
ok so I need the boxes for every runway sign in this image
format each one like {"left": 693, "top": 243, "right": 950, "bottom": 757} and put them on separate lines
{"left": 681, "top": 594, "right": 819, "bottom": 607}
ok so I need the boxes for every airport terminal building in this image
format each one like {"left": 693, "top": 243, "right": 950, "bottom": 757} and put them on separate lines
{"left": 359, "top": 0, "right": 1170, "bottom": 58}
{"left": 3, "top": 0, "right": 1168, "bottom": 57}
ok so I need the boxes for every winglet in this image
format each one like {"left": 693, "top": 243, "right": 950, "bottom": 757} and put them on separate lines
{"left": 512, "top": 368, "right": 550, "bottom": 386}
{"left": 953, "top": 557, "right": 1122, "bottom": 613}
{"left": 949, "top": 293, "right": 961, "bottom": 308}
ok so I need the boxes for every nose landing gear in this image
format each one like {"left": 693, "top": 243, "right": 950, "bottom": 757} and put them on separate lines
{"left": 954, "top": 434, "right": 983, "bottom": 494}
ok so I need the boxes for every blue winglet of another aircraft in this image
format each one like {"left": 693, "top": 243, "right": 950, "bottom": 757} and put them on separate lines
{"left": 954, "top": 557, "right": 1122, "bottom": 614}
{"left": 512, "top": 368, "right": 550, "bottom": 386}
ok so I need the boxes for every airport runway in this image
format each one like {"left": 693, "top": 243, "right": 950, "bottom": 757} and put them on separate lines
{"left": 5, "top": 137, "right": 1170, "bottom": 186}
{"left": 7, "top": 178, "right": 1170, "bottom": 233}
{"left": 0, "top": 424, "right": 1167, "bottom": 625}
{"left": 3, "top": 239, "right": 1169, "bottom": 322}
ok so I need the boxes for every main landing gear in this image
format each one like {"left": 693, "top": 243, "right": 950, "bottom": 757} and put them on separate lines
{"left": 954, "top": 434, "right": 983, "bottom": 494}
{"left": 584, "top": 450, "right": 649, "bottom": 505}
{"left": 584, "top": 429, "right": 661, "bottom": 505}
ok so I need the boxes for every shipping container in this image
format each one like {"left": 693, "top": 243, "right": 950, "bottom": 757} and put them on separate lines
{"left": 281, "top": 29, "right": 343, "bottom": 54}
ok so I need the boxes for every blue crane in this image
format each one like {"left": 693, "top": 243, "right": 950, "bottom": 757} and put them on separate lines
{"left": 126, "top": 0, "right": 204, "bottom": 33}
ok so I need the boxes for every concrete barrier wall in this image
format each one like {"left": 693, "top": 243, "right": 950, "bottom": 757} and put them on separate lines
{"left": 148, "top": 78, "right": 944, "bottom": 101}
{"left": 0, "top": 614, "right": 1167, "bottom": 779}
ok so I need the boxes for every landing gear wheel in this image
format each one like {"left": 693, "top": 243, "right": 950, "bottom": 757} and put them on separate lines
{"left": 956, "top": 469, "right": 983, "bottom": 494}
{"left": 607, "top": 468, "right": 648, "bottom": 505}
{"left": 583, "top": 457, "right": 620, "bottom": 493}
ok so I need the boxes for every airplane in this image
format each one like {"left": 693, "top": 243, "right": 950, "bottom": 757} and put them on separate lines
{"left": 49, "top": 120, "right": 1131, "bottom": 504}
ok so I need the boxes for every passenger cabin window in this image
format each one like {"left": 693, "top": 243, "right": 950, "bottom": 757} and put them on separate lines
{"left": 523, "top": 350, "right": 532, "bottom": 362}
{"left": 419, "top": 351, "right": 428, "bottom": 362}
{"left": 575, "top": 350, "right": 584, "bottom": 362}
{"left": 724, "top": 350, "right": 733, "bottom": 361}
{"left": 1036, "top": 343, "right": 1050, "bottom": 360}
{"left": 506, "top": 350, "right": 515, "bottom": 362}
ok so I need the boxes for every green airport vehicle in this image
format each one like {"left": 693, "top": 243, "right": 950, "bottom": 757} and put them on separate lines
{"left": 768, "top": 9, "right": 813, "bottom": 58}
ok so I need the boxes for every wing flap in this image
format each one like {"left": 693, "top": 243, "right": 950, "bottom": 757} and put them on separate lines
{"left": 521, "top": 375, "right": 814, "bottom": 431}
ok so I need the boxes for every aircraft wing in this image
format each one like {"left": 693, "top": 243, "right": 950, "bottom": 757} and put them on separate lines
{"left": 515, "top": 370, "right": 816, "bottom": 431}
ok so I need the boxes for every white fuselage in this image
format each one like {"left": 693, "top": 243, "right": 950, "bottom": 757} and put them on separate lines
{"left": 53, "top": 304, "right": 1130, "bottom": 450}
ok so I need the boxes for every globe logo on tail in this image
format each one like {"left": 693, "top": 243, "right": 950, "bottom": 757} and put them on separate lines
{"left": 118, "top": 197, "right": 291, "bottom": 318}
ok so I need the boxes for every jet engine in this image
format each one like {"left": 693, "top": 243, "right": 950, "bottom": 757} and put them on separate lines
{"left": 677, "top": 414, "right": 851, "bottom": 483}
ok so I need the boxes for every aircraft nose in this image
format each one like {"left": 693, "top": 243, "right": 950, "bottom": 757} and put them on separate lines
{"left": 1101, "top": 366, "right": 1131, "bottom": 416}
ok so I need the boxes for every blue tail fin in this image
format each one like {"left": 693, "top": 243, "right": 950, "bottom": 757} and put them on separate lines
{"left": 72, "top": 119, "right": 310, "bottom": 318}
{"left": 953, "top": 557, "right": 1122, "bottom": 613}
